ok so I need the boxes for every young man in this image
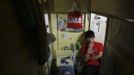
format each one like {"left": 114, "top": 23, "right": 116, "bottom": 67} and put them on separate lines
{"left": 81, "top": 30, "right": 103, "bottom": 75}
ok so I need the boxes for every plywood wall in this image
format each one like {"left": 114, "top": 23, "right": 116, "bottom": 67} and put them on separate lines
{"left": 0, "top": 1, "right": 38, "bottom": 75}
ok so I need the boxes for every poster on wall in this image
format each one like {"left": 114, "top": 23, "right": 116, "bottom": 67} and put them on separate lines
{"left": 58, "top": 17, "right": 66, "bottom": 31}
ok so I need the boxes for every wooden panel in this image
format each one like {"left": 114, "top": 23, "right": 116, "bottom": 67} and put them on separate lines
{"left": 54, "top": 0, "right": 91, "bottom": 13}
{"left": 101, "top": 18, "right": 134, "bottom": 75}
{"left": 91, "top": 0, "right": 134, "bottom": 19}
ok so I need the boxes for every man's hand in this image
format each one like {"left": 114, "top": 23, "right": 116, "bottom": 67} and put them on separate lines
{"left": 84, "top": 54, "right": 90, "bottom": 62}
{"left": 87, "top": 43, "right": 94, "bottom": 54}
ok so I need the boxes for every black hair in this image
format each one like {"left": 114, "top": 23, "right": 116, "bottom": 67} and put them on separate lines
{"left": 85, "top": 30, "right": 95, "bottom": 39}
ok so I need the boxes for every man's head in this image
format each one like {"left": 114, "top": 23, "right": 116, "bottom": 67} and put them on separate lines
{"left": 85, "top": 30, "right": 95, "bottom": 44}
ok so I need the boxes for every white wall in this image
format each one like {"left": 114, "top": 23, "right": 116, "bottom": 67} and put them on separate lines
{"left": 90, "top": 13, "right": 107, "bottom": 45}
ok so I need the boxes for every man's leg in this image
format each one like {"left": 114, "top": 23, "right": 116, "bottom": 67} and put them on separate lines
{"left": 81, "top": 65, "right": 94, "bottom": 75}
{"left": 91, "top": 65, "right": 100, "bottom": 75}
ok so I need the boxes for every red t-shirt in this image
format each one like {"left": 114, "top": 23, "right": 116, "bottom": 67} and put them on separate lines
{"left": 81, "top": 41, "right": 103, "bottom": 65}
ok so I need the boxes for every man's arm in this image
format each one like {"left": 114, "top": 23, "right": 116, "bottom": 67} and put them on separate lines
{"left": 88, "top": 51, "right": 103, "bottom": 60}
{"left": 83, "top": 51, "right": 103, "bottom": 62}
